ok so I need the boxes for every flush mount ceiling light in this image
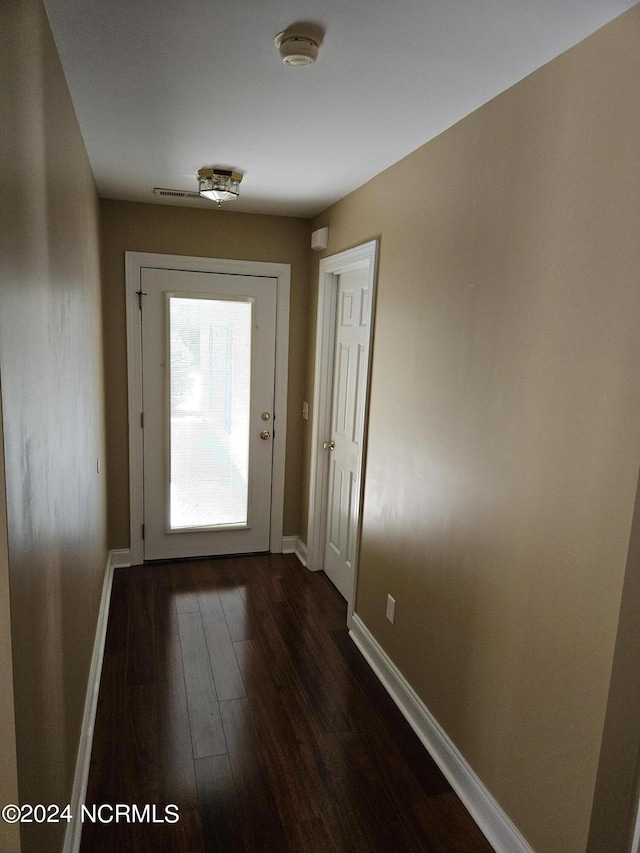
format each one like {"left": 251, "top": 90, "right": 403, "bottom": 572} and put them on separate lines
{"left": 274, "top": 24, "right": 324, "bottom": 67}
{"left": 197, "top": 167, "right": 243, "bottom": 206}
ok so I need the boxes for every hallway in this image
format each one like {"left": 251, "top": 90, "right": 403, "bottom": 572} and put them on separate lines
{"left": 81, "top": 554, "right": 492, "bottom": 852}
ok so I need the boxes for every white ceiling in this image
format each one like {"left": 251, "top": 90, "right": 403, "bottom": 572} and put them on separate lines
{"left": 43, "top": 0, "right": 636, "bottom": 218}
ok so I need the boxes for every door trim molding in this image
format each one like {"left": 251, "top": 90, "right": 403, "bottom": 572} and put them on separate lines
{"left": 306, "top": 240, "right": 378, "bottom": 620}
{"left": 125, "top": 252, "right": 290, "bottom": 566}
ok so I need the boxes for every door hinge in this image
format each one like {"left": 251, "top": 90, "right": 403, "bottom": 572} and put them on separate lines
{"left": 141, "top": 523, "right": 145, "bottom": 540}
{"left": 136, "top": 289, "right": 147, "bottom": 310}
{"left": 141, "top": 412, "right": 144, "bottom": 429}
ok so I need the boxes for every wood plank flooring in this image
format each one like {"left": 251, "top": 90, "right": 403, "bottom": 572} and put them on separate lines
{"left": 81, "top": 554, "right": 493, "bottom": 852}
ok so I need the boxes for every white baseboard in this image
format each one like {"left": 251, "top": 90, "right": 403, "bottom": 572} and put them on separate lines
{"left": 110, "top": 548, "right": 131, "bottom": 568}
{"left": 63, "top": 551, "right": 116, "bottom": 853}
{"left": 349, "top": 613, "right": 533, "bottom": 853}
{"left": 281, "top": 536, "right": 307, "bottom": 567}
{"left": 294, "top": 539, "right": 307, "bottom": 567}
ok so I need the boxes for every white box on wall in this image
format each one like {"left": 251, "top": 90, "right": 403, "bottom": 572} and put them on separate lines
{"left": 311, "top": 227, "right": 329, "bottom": 251}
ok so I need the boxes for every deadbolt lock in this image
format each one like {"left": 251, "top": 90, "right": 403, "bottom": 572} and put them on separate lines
{"left": 261, "top": 412, "right": 271, "bottom": 421}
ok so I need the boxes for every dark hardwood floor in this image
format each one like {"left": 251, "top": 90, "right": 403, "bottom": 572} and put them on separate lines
{"left": 81, "top": 554, "right": 493, "bottom": 852}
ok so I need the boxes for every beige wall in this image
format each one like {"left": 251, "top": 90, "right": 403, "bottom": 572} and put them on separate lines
{"left": 0, "top": 1, "right": 108, "bottom": 851}
{"left": 308, "top": 6, "right": 640, "bottom": 852}
{"left": 101, "top": 200, "right": 310, "bottom": 550}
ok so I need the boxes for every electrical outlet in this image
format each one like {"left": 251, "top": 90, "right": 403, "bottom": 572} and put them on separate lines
{"left": 386, "top": 594, "right": 396, "bottom": 624}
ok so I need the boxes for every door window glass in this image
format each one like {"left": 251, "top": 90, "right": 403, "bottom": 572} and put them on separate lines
{"left": 168, "top": 295, "right": 252, "bottom": 530}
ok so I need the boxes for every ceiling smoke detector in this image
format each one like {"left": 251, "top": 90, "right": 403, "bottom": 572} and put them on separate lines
{"left": 274, "top": 26, "right": 323, "bottom": 67}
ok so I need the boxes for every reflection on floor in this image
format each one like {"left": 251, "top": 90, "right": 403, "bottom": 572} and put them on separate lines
{"left": 81, "top": 553, "right": 492, "bottom": 852}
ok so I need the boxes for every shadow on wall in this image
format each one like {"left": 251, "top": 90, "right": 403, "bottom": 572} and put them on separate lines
{"left": 588, "top": 468, "right": 640, "bottom": 853}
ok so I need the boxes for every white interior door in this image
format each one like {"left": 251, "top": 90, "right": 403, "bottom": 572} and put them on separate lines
{"left": 140, "top": 267, "right": 277, "bottom": 560}
{"left": 323, "top": 266, "right": 371, "bottom": 598}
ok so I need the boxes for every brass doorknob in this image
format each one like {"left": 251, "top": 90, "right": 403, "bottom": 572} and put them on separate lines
{"left": 260, "top": 430, "right": 271, "bottom": 440}
{"left": 323, "top": 440, "right": 335, "bottom": 451}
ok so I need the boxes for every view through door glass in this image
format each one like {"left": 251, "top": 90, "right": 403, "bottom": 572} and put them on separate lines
{"left": 169, "top": 295, "right": 252, "bottom": 531}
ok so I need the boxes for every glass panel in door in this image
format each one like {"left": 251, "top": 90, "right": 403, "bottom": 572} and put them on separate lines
{"left": 168, "top": 295, "right": 253, "bottom": 531}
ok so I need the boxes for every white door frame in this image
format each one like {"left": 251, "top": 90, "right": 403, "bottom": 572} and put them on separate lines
{"left": 125, "top": 251, "right": 290, "bottom": 566}
{"left": 306, "top": 240, "right": 378, "bottom": 623}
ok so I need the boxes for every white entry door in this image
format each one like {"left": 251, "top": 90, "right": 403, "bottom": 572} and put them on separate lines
{"left": 323, "top": 266, "right": 372, "bottom": 598}
{"left": 140, "top": 267, "right": 277, "bottom": 560}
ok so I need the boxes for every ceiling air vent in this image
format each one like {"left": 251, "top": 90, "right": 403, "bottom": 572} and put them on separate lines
{"left": 153, "top": 187, "right": 200, "bottom": 199}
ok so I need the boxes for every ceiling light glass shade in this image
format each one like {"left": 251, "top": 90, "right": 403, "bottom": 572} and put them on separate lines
{"left": 197, "top": 168, "right": 242, "bottom": 203}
